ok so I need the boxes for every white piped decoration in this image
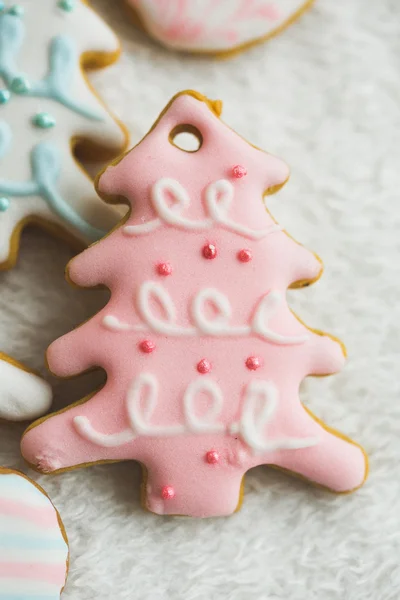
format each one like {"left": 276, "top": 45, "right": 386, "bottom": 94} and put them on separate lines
{"left": 238, "top": 380, "right": 318, "bottom": 453}
{"left": 74, "top": 375, "right": 318, "bottom": 454}
{"left": 191, "top": 288, "right": 248, "bottom": 336}
{"left": 183, "top": 378, "right": 226, "bottom": 434}
{"left": 152, "top": 177, "right": 212, "bottom": 230}
{"left": 252, "top": 291, "right": 308, "bottom": 344}
{"left": 102, "top": 281, "right": 307, "bottom": 345}
{"left": 102, "top": 315, "right": 136, "bottom": 332}
{"left": 123, "top": 178, "right": 281, "bottom": 239}
{"left": 127, "top": 373, "right": 186, "bottom": 437}
{"left": 136, "top": 281, "right": 195, "bottom": 336}
{"left": 73, "top": 416, "right": 136, "bottom": 447}
{"left": 205, "top": 179, "right": 279, "bottom": 239}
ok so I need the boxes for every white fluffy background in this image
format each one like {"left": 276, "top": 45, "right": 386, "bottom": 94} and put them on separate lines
{"left": 1, "top": 0, "right": 399, "bottom": 598}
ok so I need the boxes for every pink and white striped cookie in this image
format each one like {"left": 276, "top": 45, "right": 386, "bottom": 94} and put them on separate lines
{"left": 126, "top": 0, "right": 314, "bottom": 56}
{"left": 0, "top": 468, "right": 68, "bottom": 599}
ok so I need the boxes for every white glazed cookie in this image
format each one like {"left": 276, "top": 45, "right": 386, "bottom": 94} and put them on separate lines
{"left": 0, "top": 0, "right": 128, "bottom": 269}
{"left": 0, "top": 353, "right": 52, "bottom": 421}
{"left": 125, "top": 0, "right": 314, "bottom": 56}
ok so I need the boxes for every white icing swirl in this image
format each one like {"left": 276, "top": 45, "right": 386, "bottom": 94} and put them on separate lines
{"left": 102, "top": 282, "right": 308, "bottom": 346}
{"left": 73, "top": 376, "right": 318, "bottom": 455}
{"left": 123, "top": 178, "right": 281, "bottom": 240}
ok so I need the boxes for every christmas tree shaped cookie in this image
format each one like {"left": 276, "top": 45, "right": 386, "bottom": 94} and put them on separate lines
{"left": 21, "top": 91, "right": 368, "bottom": 518}
{"left": 0, "top": 0, "right": 128, "bottom": 270}
{"left": 0, "top": 353, "right": 52, "bottom": 421}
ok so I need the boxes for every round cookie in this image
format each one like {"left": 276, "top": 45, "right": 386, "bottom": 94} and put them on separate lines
{"left": 0, "top": 353, "right": 52, "bottom": 421}
{"left": 21, "top": 90, "right": 367, "bottom": 518}
{"left": 0, "top": 0, "right": 129, "bottom": 270}
{"left": 125, "top": 0, "right": 314, "bottom": 57}
{"left": 0, "top": 467, "right": 69, "bottom": 598}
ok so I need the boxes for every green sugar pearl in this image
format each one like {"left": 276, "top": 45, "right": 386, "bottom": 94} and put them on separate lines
{"left": 58, "top": 0, "right": 75, "bottom": 11}
{"left": 10, "top": 75, "right": 30, "bottom": 94}
{"left": 8, "top": 4, "right": 24, "bottom": 17}
{"left": 0, "top": 197, "right": 10, "bottom": 212}
{"left": 0, "top": 89, "right": 10, "bottom": 104}
{"left": 32, "top": 112, "right": 56, "bottom": 129}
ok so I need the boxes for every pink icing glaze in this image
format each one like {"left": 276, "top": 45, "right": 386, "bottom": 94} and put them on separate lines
{"left": 21, "top": 92, "right": 367, "bottom": 518}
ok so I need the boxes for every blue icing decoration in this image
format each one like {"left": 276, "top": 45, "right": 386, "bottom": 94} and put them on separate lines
{"left": 32, "top": 111, "right": 56, "bottom": 129}
{"left": 10, "top": 73, "right": 29, "bottom": 93}
{"left": 0, "top": 195, "right": 9, "bottom": 210}
{"left": 58, "top": 0, "right": 75, "bottom": 12}
{"left": 8, "top": 4, "right": 24, "bottom": 17}
{"left": 0, "top": 141, "right": 106, "bottom": 241}
{"left": 0, "top": 88, "right": 9, "bottom": 103}
{"left": 0, "top": 11, "right": 25, "bottom": 84}
{"left": 0, "top": 120, "right": 11, "bottom": 157}
{"left": 0, "top": 12, "right": 103, "bottom": 119}
{"left": 29, "top": 35, "right": 102, "bottom": 120}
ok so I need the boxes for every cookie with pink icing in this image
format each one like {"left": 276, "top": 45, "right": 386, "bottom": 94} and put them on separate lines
{"left": 125, "top": 0, "right": 314, "bottom": 56}
{"left": 21, "top": 91, "right": 368, "bottom": 518}
{"left": 0, "top": 468, "right": 69, "bottom": 598}
{"left": 0, "top": 353, "right": 52, "bottom": 421}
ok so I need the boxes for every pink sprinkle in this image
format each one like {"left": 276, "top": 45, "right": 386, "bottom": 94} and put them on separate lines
{"left": 197, "top": 359, "right": 211, "bottom": 374}
{"left": 202, "top": 243, "right": 217, "bottom": 260}
{"left": 156, "top": 262, "right": 173, "bottom": 276}
{"left": 232, "top": 165, "right": 247, "bottom": 178}
{"left": 206, "top": 450, "right": 220, "bottom": 465}
{"left": 139, "top": 339, "right": 156, "bottom": 354}
{"left": 246, "top": 356, "right": 263, "bottom": 371}
{"left": 161, "top": 485, "right": 175, "bottom": 500}
{"left": 237, "top": 249, "right": 252, "bottom": 263}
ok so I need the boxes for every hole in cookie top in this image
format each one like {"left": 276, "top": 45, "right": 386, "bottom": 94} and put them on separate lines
{"left": 169, "top": 124, "right": 203, "bottom": 153}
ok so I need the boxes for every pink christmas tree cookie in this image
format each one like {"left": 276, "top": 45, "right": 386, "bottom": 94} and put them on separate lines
{"left": 125, "top": 0, "right": 314, "bottom": 57}
{"left": 21, "top": 91, "right": 368, "bottom": 518}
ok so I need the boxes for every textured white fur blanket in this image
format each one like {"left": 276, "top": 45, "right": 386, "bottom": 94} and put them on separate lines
{"left": 0, "top": 0, "right": 399, "bottom": 598}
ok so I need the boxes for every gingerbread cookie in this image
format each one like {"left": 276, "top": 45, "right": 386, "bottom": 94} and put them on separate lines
{"left": 125, "top": 0, "right": 314, "bottom": 57}
{"left": 0, "top": 468, "right": 68, "bottom": 598}
{"left": 0, "top": 353, "right": 52, "bottom": 421}
{"left": 21, "top": 91, "right": 368, "bottom": 518}
{"left": 0, "top": 0, "right": 129, "bottom": 270}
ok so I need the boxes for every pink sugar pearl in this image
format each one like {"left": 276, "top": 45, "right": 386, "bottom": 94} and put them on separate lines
{"left": 139, "top": 339, "right": 156, "bottom": 353}
{"left": 197, "top": 359, "right": 211, "bottom": 374}
{"left": 161, "top": 485, "right": 175, "bottom": 500}
{"left": 202, "top": 243, "right": 217, "bottom": 259}
{"left": 246, "top": 356, "right": 262, "bottom": 370}
{"left": 232, "top": 165, "right": 247, "bottom": 178}
{"left": 237, "top": 249, "right": 252, "bottom": 263}
{"left": 206, "top": 450, "right": 220, "bottom": 465}
{"left": 156, "top": 262, "right": 172, "bottom": 276}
